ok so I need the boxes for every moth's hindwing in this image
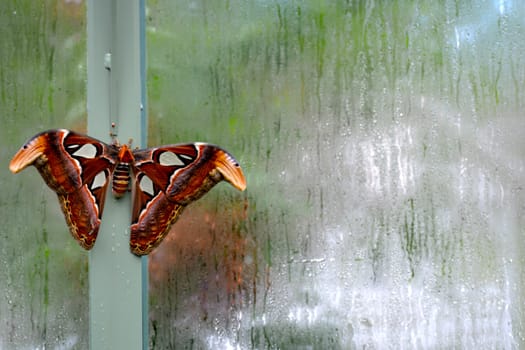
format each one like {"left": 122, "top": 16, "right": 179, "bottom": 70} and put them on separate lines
{"left": 129, "top": 143, "right": 246, "bottom": 255}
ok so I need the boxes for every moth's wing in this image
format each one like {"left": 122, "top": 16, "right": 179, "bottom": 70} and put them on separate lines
{"left": 9, "top": 129, "right": 117, "bottom": 250}
{"left": 129, "top": 143, "right": 246, "bottom": 255}
{"left": 57, "top": 171, "right": 111, "bottom": 249}
{"left": 129, "top": 187, "right": 185, "bottom": 256}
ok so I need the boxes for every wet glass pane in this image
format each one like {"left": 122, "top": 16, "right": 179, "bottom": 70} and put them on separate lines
{"left": 146, "top": 0, "right": 525, "bottom": 349}
{"left": 1, "top": 1, "right": 88, "bottom": 348}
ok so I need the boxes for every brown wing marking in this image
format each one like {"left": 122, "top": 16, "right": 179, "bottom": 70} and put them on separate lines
{"left": 9, "top": 129, "right": 114, "bottom": 250}
{"left": 129, "top": 143, "right": 246, "bottom": 255}
{"left": 129, "top": 190, "right": 185, "bottom": 255}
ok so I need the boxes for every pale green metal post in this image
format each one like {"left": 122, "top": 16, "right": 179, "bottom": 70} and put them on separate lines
{"left": 87, "top": 1, "right": 148, "bottom": 349}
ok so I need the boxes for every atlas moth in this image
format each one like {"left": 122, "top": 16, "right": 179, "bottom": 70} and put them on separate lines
{"left": 9, "top": 129, "right": 246, "bottom": 256}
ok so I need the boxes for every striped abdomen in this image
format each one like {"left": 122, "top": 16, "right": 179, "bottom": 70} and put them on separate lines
{"left": 112, "top": 162, "right": 131, "bottom": 198}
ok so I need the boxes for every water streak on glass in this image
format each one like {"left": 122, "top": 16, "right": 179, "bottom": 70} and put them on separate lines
{"left": 146, "top": 1, "right": 524, "bottom": 349}
{"left": 0, "top": 0, "right": 524, "bottom": 349}
{"left": 1, "top": 1, "right": 88, "bottom": 348}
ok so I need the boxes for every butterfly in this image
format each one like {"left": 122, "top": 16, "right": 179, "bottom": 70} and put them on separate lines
{"left": 9, "top": 129, "right": 247, "bottom": 255}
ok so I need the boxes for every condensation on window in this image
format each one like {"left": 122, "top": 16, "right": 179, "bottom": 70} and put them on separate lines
{"left": 1, "top": 1, "right": 88, "bottom": 349}
{"left": 1, "top": 1, "right": 524, "bottom": 349}
{"left": 146, "top": 1, "right": 524, "bottom": 349}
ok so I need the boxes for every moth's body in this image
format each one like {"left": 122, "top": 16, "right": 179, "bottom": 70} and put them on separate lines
{"left": 112, "top": 162, "right": 132, "bottom": 197}
{"left": 112, "top": 145, "right": 134, "bottom": 198}
{"left": 9, "top": 129, "right": 246, "bottom": 255}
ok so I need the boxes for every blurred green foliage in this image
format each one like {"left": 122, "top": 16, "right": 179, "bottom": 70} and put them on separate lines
{"left": 2, "top": 0, "right": 524, "bottom": 348}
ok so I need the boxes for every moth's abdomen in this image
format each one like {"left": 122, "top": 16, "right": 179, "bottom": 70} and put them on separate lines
{"left": 112, "top": 163, "right": 131, "bottom": 198}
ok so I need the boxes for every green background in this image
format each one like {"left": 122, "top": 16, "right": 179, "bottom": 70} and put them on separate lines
{"left": 1, "top": 0, "right": 524, "bottom": 348}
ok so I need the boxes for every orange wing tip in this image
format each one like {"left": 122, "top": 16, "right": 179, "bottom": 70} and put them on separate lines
{"left": 9, "top": 136, "right": 48, "bottom": 174}
{"left": 216, "top": 151, "right": 247, "bottom": 191}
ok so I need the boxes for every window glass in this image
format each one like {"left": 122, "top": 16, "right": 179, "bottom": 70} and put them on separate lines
{"left": 147, "top": 0, "right": 524, "bottom": 348}
{"left": 1, "top": 1, "right": 88, "bottom": 348}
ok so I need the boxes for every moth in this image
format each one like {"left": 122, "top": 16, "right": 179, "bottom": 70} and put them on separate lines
{"left": 9, "top": 129, "right": 246, "bottom": 256}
